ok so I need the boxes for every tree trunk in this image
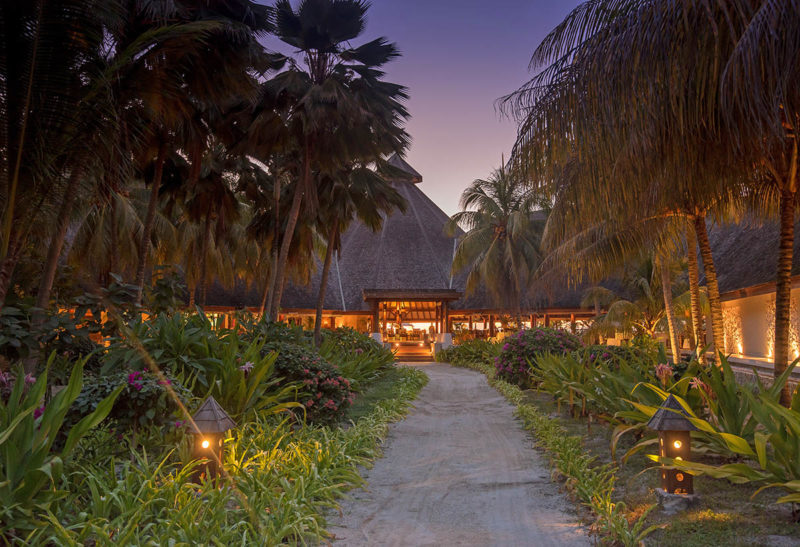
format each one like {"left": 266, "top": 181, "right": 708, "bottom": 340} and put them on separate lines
{"left": 269, "top": 143, "right": 309, "bottom": 320}
{"left": 686, "top": 222, "right": 705, "bottom": 364}
{"left": 108, "top": 195, "right": 119, "bottom": 277}
{"left": 694, "top": 214, "right": 724, "bottom": 359}
{"left": 198, "top": 212, "right": 213, "bottom": 309}
{"left": 314, "top": 222, "right": 338, "bottom": 347}
{"left": 263, "top": 177, "right": 280, "bottom": 319}
{"left": 35, "top": 166, "right": 82, "bottom": 314}
{"left": 659, "top": 257, "right": 680, "bottom": 365}
{"left": 0, "top": 238, "right": 23, "bottom": 310}
{"left": 134, "top": 141, "right": 167, "bottom": 306}
{"left": 775, "top": 187, "right": 796, "bottom": 407}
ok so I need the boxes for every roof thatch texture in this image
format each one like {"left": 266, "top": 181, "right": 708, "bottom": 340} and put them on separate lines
{"left": 701, "top": 217, "right": 800, "bottom": 295}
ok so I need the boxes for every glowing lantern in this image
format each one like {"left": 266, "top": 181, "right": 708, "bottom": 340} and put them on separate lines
{"left": 647, "top": 394, "right": 697, "bottom": 495}
{"left": 191, "top": 396, "right": 236, "bottom": 480}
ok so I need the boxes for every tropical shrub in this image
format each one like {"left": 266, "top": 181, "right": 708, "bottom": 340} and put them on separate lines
{"left": 0, "top": 357, "right": 121, "bottom": 540}
{"left": 67, "top": 368, "right": 190, "bottom": 437}
{"left": 101, "top": 313, "right": 221, "bottom": 383}
{"left": 202, "top": 337, "right": 302, "bottom": 420}
{"left": 318, "top": 337, "right": 394, "bottom": 392}
{"left": 495, "top": 327, "right": 582, "bottom": 386}
{"left": 435, "top": 339, "right": 501, "bottom": 366}
{"left": 321, "top": 327, "right": 382, "bottom": 355}
{"left": 265, "top": 343, "right": 354, "bottom": 425}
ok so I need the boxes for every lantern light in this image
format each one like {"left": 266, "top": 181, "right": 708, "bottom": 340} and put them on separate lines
{"left": 191, "top": 396, "right": 236, "bottom": 481}
{"left": 647, "top": 394, "right": 697, "bottom": 496}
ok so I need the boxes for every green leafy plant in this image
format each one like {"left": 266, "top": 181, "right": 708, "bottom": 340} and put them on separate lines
{"left": 495, "top": 328, "right": 582, "bottom": 387}
{"left": 318, "top": 338, "right": 394, "bottom": 392}
{"left": 0, "top": 355, "right": 122, "bottom": 539}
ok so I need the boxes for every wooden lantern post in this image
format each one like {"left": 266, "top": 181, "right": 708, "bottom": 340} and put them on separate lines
{"left": 647, "top": 395, "right": 697, "bottom": 495}
{"left": 191, "top": 396, "right": 236, "bottom": 481}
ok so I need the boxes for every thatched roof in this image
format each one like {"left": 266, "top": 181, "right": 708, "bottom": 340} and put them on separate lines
{"left": 702, "top": 217, "right": 800, "bottom": 296}
{"left": 206, "top": 156, "right": 603, "bottom": 313}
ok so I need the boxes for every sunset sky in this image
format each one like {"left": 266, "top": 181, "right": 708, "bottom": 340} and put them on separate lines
{"left": 358, "top": 1, "right": 582, "bottom": 215}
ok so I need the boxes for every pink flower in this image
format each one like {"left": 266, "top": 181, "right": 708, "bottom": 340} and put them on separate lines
{"left": 24, "top": 374, "right": 36, "bottom": 385}
{"left": 239, "top": 361, "right": 254, "bottom": 373}
{"left": 175, "top": 420, "right": 185, "bottom": 428}
{"left": 158, "top": 378, "right": 172, "bottom": 386}
{"left": 127, "top": 371, "right": 143, "bottom": 385}
{"left": 654, "top": 363, "right": 673, "bottom": 385}
{"left": 34, "top": 405, "right": 45, "bottom": 419}
{"left": 305, "top": 399, "right": 314, "bottom": 407}
{"left": 354, "top": 348, "right": 363, "bottom": 355}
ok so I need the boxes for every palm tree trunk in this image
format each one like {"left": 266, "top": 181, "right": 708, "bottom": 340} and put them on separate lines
{"left": 694, "top": 214, "right": 724, "bottom": 358}
{"left": 775, "top": 187, "right": 796, "bottom": 407}
{"left": 659, "top": 257, "right": 680, "bottom": 365}
{"left": 198, "top": 212, "right": 213, "bottom": 309}
{"left": 314, "top": 222, "right": 338, "bottom": 347}
{"left": 35, "top": 166, "right": 82, "bottom": 314}
{"left": 269, "top": 142, "right": 309, "bottom": 320}
{"left": 0, "top": 237, "right": 23, "bottom": 309}
{"left": 135, "top": 141, "right": 168, "bottom": 306}
{"left": 263, "top": 177, "right": 281, "bottom": 319}
{"left": 109, "top": 195, "right": 119, "bottom": 277}
{"left": 686, "top": 222, "right": 705, "bottom": 364}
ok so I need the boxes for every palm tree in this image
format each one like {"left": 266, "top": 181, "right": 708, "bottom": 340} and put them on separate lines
{"left": 259, "top": 0, "right": 409, "bottom": 320}
{"left": 312, "top": 165, "right": 406, "bottom": 346}
{"left": 447, "top": 164, "right": 546, "bottom": 322}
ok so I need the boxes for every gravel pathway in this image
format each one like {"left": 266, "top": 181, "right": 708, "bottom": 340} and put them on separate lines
{"left": 328, "top": 363, "right": 589, "bottom": 546}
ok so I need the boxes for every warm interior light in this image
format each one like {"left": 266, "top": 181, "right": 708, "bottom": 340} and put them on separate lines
{"left": 676, "top": 473, "right": 684, "bottom": 482}
{"left": 675, "top": 456, "right": 683, "bottom": 461}
{"left": 673, "top": 440, "right": 682, "bottom": 449}
{"left": 201, "top": 439, "right": 210, "bottom": 449}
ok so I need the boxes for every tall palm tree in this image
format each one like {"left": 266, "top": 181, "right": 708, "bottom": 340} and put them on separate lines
{"left": 258, "top": 0, "right": 409, "bottom": 320}
{"left": 312, "top": 165, "right": 406, "bottom": 346}
{"left": 447, "top": 164, "right": 546, "bottom": 321}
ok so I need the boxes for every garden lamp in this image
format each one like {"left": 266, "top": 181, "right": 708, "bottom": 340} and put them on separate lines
{"left": 647, "top": 394, "right": 696, "bottom": 495}
{"left": 191, "top": 396, "right": 236, "bottom": 480}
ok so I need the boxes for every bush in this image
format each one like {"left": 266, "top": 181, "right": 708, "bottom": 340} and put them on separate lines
{"left": 494, "top": 327, "right": 582, "bottom": 386}
{"left": 435, "top": 339, "right": 501, "bottom": 367}
{"left": 321, "top": 327, "right": 382, "bottom": 355}
{"left": 264, "top": 342, "right": 353, "bottom": 425}
{"left": 67, "top": 369, "right": 191, "bottom": 436}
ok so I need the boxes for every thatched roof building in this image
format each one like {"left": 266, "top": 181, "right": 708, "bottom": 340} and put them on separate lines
{"left": 207, "top": 155, "right": 594, "bottom": 332}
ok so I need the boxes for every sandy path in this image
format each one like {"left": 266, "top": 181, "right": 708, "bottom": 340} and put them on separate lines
{"left": 328, "top": 363, "right": 589, "bottom": 546}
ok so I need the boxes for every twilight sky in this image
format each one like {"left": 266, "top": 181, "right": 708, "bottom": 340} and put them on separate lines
{"left": 265, "top": 1, "right": 583, "bottom": 215}
{"left": 362, "top": 1, "right": 582, "bottom": 215}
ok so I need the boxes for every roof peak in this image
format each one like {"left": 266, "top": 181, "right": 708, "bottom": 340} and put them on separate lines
{"left": 387, "top": 153, "right": 422, "bottom": 183}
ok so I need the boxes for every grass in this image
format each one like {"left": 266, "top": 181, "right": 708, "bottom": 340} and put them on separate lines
{"left": 523, "top": 389, "right": 800, "bottom": 546}
{"left": 345, "top": 367, "right": 411, "bottom": 422}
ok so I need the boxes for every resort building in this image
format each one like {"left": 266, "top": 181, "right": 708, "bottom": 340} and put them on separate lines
{"left": 207, "top": 156, "right": 595, "bottom": 358}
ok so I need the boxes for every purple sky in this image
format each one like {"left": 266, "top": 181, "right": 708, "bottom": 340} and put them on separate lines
{"left": 264, "top": 1, "right": 583, "bottom": 215}
{"left": 364, "top": 1, "right": 582, "bottom": 215}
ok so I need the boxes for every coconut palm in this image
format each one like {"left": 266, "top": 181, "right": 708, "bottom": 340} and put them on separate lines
{"left": 312, "top": 166, "right": 407, "bottom": 346}
{"left": 257, "top": 0, "right": 409, "bottom": 320}
{"left": 447, "top": 164, "right": 547, "bottom": 321}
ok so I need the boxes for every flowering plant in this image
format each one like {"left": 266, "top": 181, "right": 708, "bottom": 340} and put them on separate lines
{"left": 264, "top": 342, "right": 354, "bottom": 425}
{"left": 495, "top": 327, "right": 582, "bottom": 387}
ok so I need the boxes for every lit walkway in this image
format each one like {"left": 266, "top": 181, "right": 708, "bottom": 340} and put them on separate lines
{"left": 328, "top": 363, "right": 589, "bottom": 546}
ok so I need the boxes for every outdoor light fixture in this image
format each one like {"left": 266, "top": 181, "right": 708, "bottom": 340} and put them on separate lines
{"left": 191, "top": 395, "right": 236, "bottom": 481}
{"left": 648, "top": 394, "right": 696, "bottom": 495}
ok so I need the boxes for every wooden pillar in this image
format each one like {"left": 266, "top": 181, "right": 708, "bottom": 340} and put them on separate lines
{"left": 570, "top": 313, "right": 576, "bottom": 333}
{"left": 489, "top": 314, "right": 495, "bottom": 336}
{"left": 530, "top": 314, "right": 535, "bottom": 329}
{"left": 444, "top": 302, "right": 450, "bottom": 334}
{"left": 469, "top": 316, "right": 473, "bottom": 331}
{"left": 371, "top": 300, "right": 379, "bottom": 333}
{"left": 544, "top": 313, "right": 550, "bottom": 327}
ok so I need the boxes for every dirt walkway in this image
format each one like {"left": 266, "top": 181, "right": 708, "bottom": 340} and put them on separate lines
{"left": 329, "top": 363, "right": 589, "bottom": 546}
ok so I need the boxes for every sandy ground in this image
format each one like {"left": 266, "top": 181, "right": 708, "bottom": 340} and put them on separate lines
{"left": 328, "top": 363, "right": 589, "bottom": 547}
